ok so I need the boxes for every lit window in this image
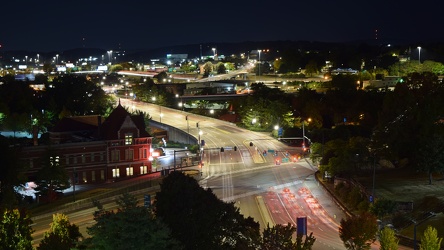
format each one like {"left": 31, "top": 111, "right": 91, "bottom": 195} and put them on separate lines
{"left": 112, "top": 168, "right": 120, "bottom": 178}
{"left": 140, "top": 165, "right": 147, "bottom": 174}
{"left": 125, "top": 133, "right": 133, "bottom": 145}
{"left": 126, "top": 167, "right": 133, "bottom": 176}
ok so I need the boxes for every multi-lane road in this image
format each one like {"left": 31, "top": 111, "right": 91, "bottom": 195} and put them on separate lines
{"left": 119, "top": 98, "right": 350, "bottom": 249}
{"left": 31, "top": 98, "right": 400, "bottom": 249}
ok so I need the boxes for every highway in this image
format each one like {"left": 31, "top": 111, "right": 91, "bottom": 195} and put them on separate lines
{"left": 120, "top": 98, "right": 349, "bottom": 249}
{"left": 30, "top": 98, "right": 405, "bottom": 249}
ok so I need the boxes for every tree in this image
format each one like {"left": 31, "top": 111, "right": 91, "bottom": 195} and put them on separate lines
{"left": 379, "top": 226, "right": 399, "bottom": 250}
{"left": 203, "top": 62, "right": 213, "bottom": 77}
{"left": 37, "top": 213, "right": 82, "bottom": 250}
{"left": 420, "top": 226, "right": 442, "bottom": 250}
{"left": 154, "top": 71, "right": 168, "bottom": 83}
{"left": 35, "top": 149, "right": 70, "bottom": 203}
{"left": 0, "top": 208, "right": 34, "bottom": 250}
{"left": 261, "top": 223, "right": 315, "bottom": 250}
{"left": 339, "top": 212, "right": 378, "bottom": 250}
{"left": 370, "top": 199, "right": 397, "bottom": 219}
{"left": 216, "top": 62, "right": 226, "bottom": 74}
{"left": 87, "top": 193, "right": 181, "bottom": 250}
{"left": 154, "top": 171, "right": 261, "bottom": 249}
{"left": 304, "top": 60, "right": 319, "bottom": 77}
{"left": 274, "top": 59, "right": 283, "bottom": 73}
{"left": 416, "top": 135, "right": 444, "bottom": 184}
{"left": 43, "top": 75, "right": 113, "bottom": 117}
{"left": 0, "top": 137, "right": 28, "bottom": 209}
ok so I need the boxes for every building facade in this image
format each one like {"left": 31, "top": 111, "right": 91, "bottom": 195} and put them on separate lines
{"left": 21, "top": 102, "right": 154, "bottom": 185}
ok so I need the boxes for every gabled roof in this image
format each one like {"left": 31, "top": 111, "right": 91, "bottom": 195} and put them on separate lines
{"left": 50, "top": 100, "right": 151, "bottom": 141}
{"left": 52, "top": 116, "right": 101, "bottom": 133}
{"left": 100, "top": 102, "right": 151, "bottom": 140}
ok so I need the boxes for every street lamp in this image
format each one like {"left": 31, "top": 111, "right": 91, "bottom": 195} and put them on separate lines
{"left": 107, "top": 50, "right": 113, "bottom": 64}
{"left": 417, "top": 46, "right": 421, "bottom": 64}
{"left": 56, "top": 54, "right": 59, "bottom": 64}
{"left": 198, "top": 130, "right": 203, "bottom": 147}
{"left": 185, "top": 115, "right": 190, "bottom": 144}
{"left": 302, "top": 118, "right": 311, "bottom": 146}
{"left": 258, "top": 49, "right": 262, "bottom": 78}
{"left": 212, "top": 48, "right": 216, "bottom": 60}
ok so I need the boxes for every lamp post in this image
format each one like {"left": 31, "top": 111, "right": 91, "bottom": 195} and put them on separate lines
{"left": 185, "top": 115, "right": 190, "bottom": 144}
{"left": 198, "top": 130, "right": 203, "bottom": 149}
{"left": 212, "top": 48, "right": 216, "bottom": 60}
{"left": 412, "top": 212, "right": 436, "bottom": 250}
{"left": 417, "top": 46, "right": 421, "bottom": 64}
{"left": 198, "top": 128, "right": 203, "bottom": 175}
{"left": 302, "top": 118, "right": 311, "bottom": 150}
{"left": 72, "top": 164, "right": 76, "bottom": 202}
{"left": 108, "top": 50, "right": 113, "bottom": 64}
{"left": 258, "top": 49, "right": 262, "bottom": 78}
{"left": 371, "top": 154, "right": 376, "bottom": 203}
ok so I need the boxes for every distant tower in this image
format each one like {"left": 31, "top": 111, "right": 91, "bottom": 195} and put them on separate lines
{"left": 374, "top": 29, "right": 378, "bottom": 40}
{"left": 82, "top": 37, "right": 86, "bottom": 48}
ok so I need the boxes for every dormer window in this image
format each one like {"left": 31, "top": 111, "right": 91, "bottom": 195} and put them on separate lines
{"left": 125, "top": 133, "right": 133, "bottom": 145}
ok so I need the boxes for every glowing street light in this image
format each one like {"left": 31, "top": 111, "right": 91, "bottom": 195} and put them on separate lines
{"left": 302, "top": 118, "right": 312, "bottom": 151}
{"left": 107, "top": 50, "right": 113, "bottom": 64}
{"left": 417, "top": 46, "right": 421, "bottom": 64}
{"left": 258, "top": 49, "right": 262, "bottom": 77}
{"left": 212, "top": 48, "right": 216, "bottom": 60}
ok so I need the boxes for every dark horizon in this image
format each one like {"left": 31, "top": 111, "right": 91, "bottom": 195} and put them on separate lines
{"left": 1, "top": 0, "right": 443, "bottom": 53}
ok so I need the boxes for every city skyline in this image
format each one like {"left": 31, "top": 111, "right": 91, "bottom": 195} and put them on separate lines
{"left": 1, "top": 0, "right": 443, "bottom": 52}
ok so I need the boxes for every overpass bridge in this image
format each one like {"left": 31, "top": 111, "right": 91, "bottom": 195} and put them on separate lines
{"left": 179, "top": 93, "right": 249, "bottom": 101}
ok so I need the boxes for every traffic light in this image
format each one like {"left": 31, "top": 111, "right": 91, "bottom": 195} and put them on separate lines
{"left": 234, "top": 146, "right": 237, "bottom": 151}
{"left": 220, "top": 147, "right": 224, "bottom": 152}
{"left": 249, "top": 142, "right": 253, "bottom": 146}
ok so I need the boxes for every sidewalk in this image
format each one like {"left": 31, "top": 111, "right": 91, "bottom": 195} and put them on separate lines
{"left": 303, "top": 158, "right": 413, "bottom": 250}
{"left": 302, "top": 159, "right": 349, "bottom": 223}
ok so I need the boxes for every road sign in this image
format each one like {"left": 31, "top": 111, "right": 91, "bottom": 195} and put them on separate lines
{"left": 267, "top": 149, "right": 275, "bottom": 153}
{"left": 282, "top": 158, "right": 289, "bottom": 163}
{"left": 144, "top": 194, "right": 151, "bottom": 207}
{"left": 278, "top": 128, "right": 283, "bottom": 136}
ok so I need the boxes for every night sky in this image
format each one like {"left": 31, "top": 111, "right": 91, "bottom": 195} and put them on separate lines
{"left": 2, "top": 0, "right": 443, "bottom": 52}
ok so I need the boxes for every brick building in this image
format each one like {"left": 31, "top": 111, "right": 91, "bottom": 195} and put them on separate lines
{"left": 21, "top": 101, "right": 154, "bottom": 185}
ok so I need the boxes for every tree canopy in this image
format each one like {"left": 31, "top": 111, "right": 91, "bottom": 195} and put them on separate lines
{"left": 0, "top": 208, "right": 34, "bottom": 250}
{"left": 37, "top": 213, "right": 82, "bottom": 250}
{"left": 339, "top": 212, "right": 378, "bottom": 250}
{"left": 87, "top": 193, "right": 181, "bottom": 250}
